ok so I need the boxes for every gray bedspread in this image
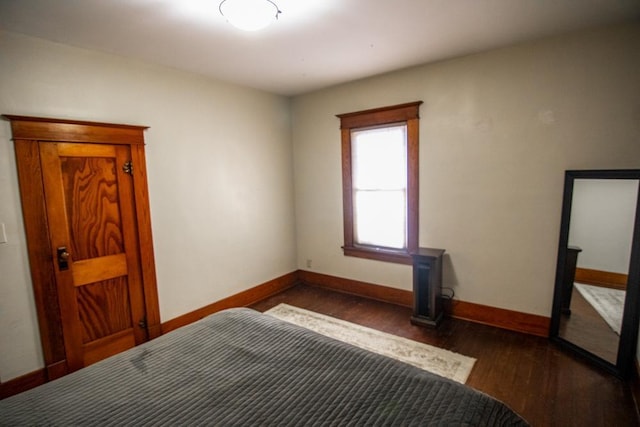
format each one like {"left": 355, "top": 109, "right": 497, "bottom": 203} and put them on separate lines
{"left": 0, "top": 308, "right": 528, "bottom": 426}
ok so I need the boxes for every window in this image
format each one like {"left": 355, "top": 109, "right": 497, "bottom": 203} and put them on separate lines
{"left": 337, "top": 101, "right": 422, "bottom": 265}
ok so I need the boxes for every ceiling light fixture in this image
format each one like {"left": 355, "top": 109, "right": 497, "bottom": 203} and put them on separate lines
{"left": 219, "top": 0, "right": 282, "bottom": 32}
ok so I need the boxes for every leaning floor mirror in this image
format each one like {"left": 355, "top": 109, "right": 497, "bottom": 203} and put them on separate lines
{"left": 550, "top": 170, "right": 640, "bottom": 378}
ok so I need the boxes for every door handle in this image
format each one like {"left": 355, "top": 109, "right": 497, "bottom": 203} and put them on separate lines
{"left": 57, "top": 247, "right": 70, "bottom": 270}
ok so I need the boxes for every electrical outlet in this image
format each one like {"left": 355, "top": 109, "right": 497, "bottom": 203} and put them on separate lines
{"left": 306, "top": 259, "right": 312, "bottom": 269}
{"left": 0, "top": 223, "right": 7, "bottom": 244}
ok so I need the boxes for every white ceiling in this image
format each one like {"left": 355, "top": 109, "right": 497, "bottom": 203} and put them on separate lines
{"left": 1, "top": 0, "right": 639, "bottom": 96}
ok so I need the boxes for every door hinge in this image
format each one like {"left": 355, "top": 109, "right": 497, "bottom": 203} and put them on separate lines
{"left": 138, "top": 318, "right": 147, "bottom": 329}
{"left": 122, "top": 161, "right": 133, "bottom": 175}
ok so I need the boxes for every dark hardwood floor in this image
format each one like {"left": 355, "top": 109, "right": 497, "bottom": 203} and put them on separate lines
{"left": 559, "top": 285, "right": 620, "bottom": 364}
{"left": 251, "top": 283, "right": 639, "bottom": 427}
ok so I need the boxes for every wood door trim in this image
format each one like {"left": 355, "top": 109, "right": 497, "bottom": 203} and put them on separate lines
{"left": 12, "top": 139, "right": 67, "bottom": 369}
{"left": 130, "top": 144, "right": 162, "bottom": 339}
{"left": 3, "top": 115, "right": 148, "bottom": 144}
{"left": 6, "top": 115, "right": 160, "bottom": 375}
{"left": 116, "top": 144, "right": 149, "bottom": 344}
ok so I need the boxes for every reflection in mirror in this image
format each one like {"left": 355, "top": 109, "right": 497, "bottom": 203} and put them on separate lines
{"left": 558, "top": 179, "right": 638, "bottom": 364}
{"left": 550, "top": 170, "right": 640, "bottom": 378}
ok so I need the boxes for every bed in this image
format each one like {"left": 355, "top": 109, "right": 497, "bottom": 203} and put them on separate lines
{"left": 0, "top": 308, "right": 528, "bottom": 426}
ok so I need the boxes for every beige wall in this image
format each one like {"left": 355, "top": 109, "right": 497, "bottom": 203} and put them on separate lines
{"left": 1, "top": 22, "right": 639, "bottom": 383}
{"left": 0, "top": 32, "right": 297, "bottom": 381}
{"left": 291, "top": 23, "right": 640, "bottom": 317}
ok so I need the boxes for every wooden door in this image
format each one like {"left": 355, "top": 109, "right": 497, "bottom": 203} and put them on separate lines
{"left": 6, "top": 116, "right": 161, "bottom": 378}
{"left": 40, "top": 142, "right": 147, "bottom": 370}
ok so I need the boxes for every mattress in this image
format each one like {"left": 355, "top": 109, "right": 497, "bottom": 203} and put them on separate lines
{"left": 0, "top": 307, "right": 528, "bottom": 426}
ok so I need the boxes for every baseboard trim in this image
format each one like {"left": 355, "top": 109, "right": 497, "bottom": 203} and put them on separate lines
{"left": 448, "top": 299, "right": 550, "bottom": 337}
{"left": 162, "top": 269, "right": 550, "bottom": 337}
{"left": 0, "top": 369, "right": 46, "bottom": 400}
{"left": 298, "top": 269, "right": 549, "bottom": 337}
{"left": 0, "top": 271, "right": 299, "bottom": 399}
{"left": 1, "top": 268, "right": 550, "bottom": 398}
{"left": 298, "top": 270, "right": 413, "bottom": 307}
{"left": 575, "top": 267, "right": 627, "bottom": 290}
{"left": 161, "top": 271, "right": 300, "bottom": 334}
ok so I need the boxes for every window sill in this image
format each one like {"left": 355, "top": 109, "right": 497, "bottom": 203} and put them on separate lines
{"left": 342, "top": 245, "right": 413, "bottom": 265}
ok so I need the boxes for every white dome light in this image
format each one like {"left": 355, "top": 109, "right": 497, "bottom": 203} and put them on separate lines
{"left": 219, "top": 0, "right": 281, "bottom": 32}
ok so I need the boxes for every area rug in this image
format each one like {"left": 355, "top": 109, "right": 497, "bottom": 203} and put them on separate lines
{"left": 575, "top": 282, "right": 625, "bottom": 335}
{"left": 265, "top": 303, "right": 475, "bottom": 383}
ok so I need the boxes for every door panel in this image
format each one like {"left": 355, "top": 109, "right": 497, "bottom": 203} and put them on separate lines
{"left": 40, "top": 141, "right": 147, "bottom": 371}
{"left": 59, "top": 154, "right": 123, "bottom": 260}
{"left": 77, "top": 277, "right": 132, "bottom": 343}
{"left": 8, "top": 115, "right": 160, "bottom": 381}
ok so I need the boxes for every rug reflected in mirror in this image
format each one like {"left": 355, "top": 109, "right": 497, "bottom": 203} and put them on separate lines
{"left": 265, "top": 303, "right": 476, "bottom": 383}
{"left": 574, "top": 283, "right": 624, "bottom": 335}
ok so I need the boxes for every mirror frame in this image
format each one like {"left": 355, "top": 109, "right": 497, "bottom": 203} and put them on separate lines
{"left": 550, "top": 169, "right": 640, "bottom": 378}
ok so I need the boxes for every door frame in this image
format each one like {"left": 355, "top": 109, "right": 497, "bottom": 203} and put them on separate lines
{"left": 4, "top": 115, "right": 161, "bottom": 380}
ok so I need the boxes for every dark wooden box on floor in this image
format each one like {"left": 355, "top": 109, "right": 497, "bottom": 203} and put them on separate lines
{"left": 411, "top": 248, "right": 445, "bottom": 328}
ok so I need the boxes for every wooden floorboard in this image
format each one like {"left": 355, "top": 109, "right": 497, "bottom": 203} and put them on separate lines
{"left": 559, "top": 285, "right": 619, "bottom": 364}
{"left": 251, "top": 283, "right": 639, "bottom": 427}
